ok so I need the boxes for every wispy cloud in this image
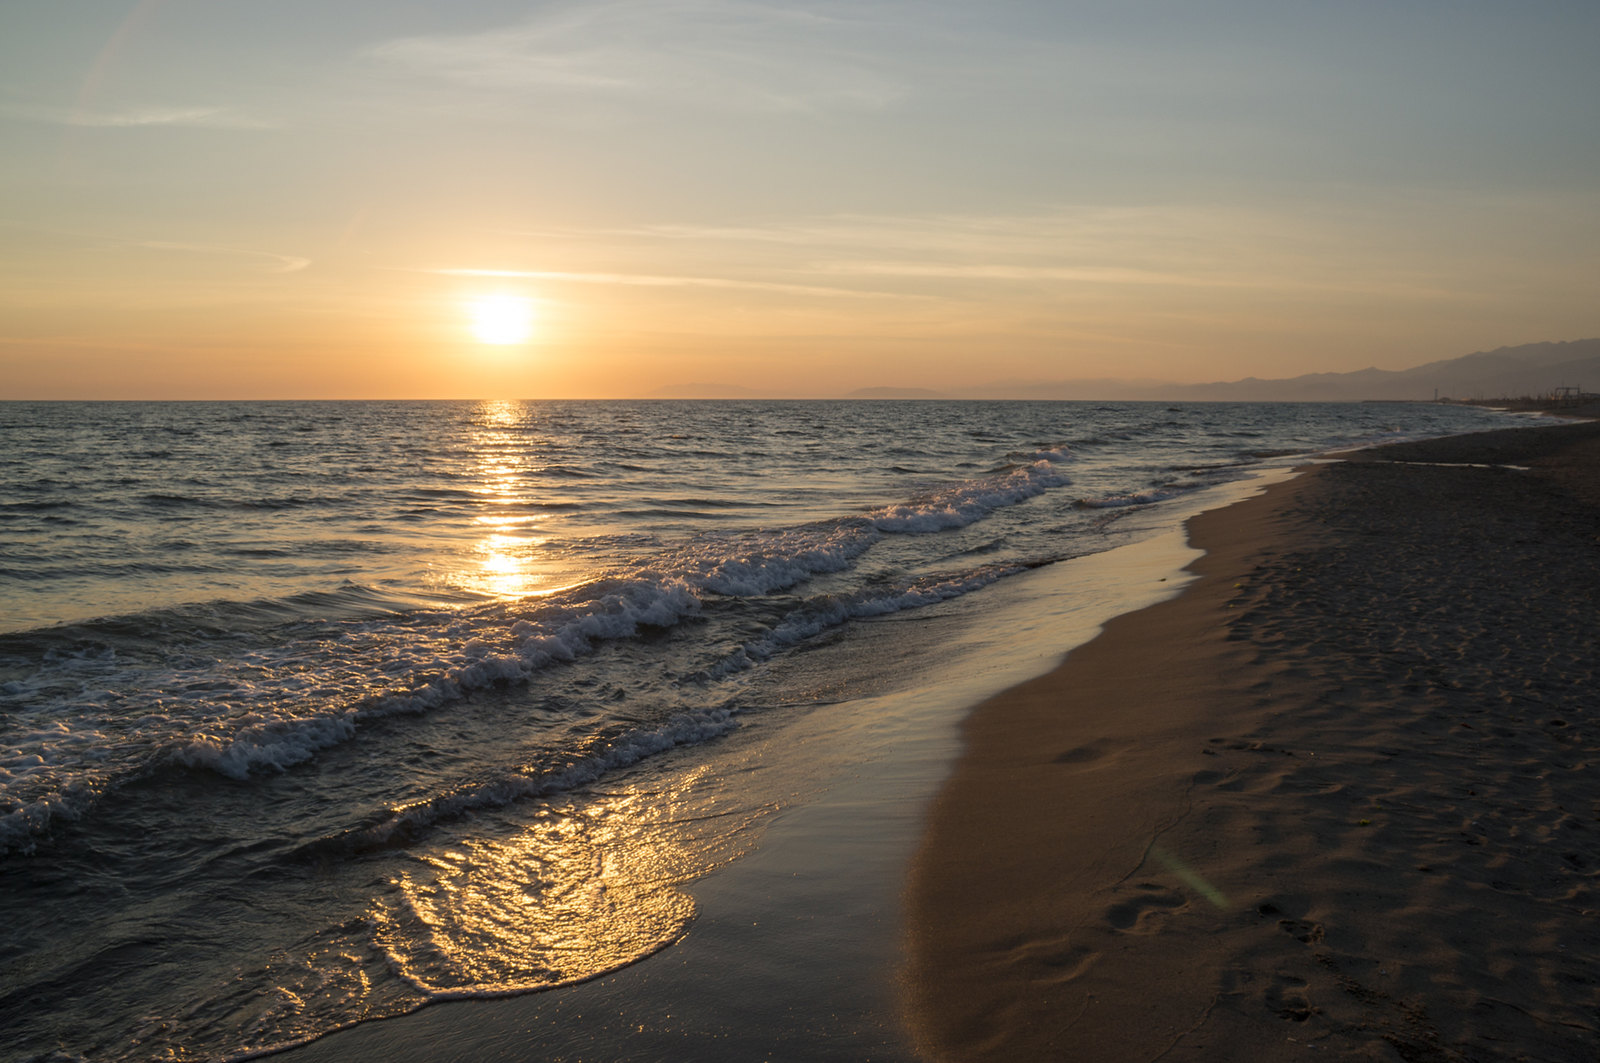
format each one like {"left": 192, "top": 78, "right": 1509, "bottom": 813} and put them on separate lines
{"left": 429, "top": 267, "right": 915, "bottom": 299}
{"left": 814, "top": 262, "right": 1247, "bottom": 288}
{"left": 548, "top": 207, "right": 1483, "bottom": 301}
{"left": 514, "top": 210, "right": 1207, "bottom": 261}
{"left": 367, "top": 0, "right": 906, "bottom": 113}
{"left": 141, "top": 241, "right": 309, "bottom": 273}
{"left": 2, "top": 102, "right": 274, "bottom": 129}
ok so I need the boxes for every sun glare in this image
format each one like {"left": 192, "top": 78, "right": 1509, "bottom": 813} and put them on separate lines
{"left": 469, "top": 294, "right": 537, "bottom": 345}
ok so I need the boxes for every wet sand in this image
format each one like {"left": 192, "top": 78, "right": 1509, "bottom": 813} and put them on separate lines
{"left": 906, "top": 416, "right": 1600, "bottom": 1061}
{"left": 270, "top": 493, "right": 1229, "bottom": 1063}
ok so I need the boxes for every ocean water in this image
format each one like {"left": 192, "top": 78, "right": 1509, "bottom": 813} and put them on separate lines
{"left": 0, "top": 398, "right": 1520, "bottom": 1062}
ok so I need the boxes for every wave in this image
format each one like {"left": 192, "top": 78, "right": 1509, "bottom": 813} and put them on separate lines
{"left": 695, "top": 562, "right": 1036, "bottom": 682}
{"left": 1074, "top": 487, "right": 1187, "bottom": 509}
{"left": 0, "top": 499, "right": 78, "bottom": 513}
{"left": 0, "top": 583, "right": 426, "bottom": 650}
{"left": 0, "top": 453, "right": 1079, "bottom": 856}
{"left": 291, "top": 707, "right": 740, "bottom": 860}
{"left": 1005, "top": 445, "right": 1073, "bottom": 464}
{"left": 653, "top": 497, "right": 777, "bottom": 509}
{"left": 869, "top": 458, "right": 1069, "bottom": 532}
{"left": 614, "top": 509, "right": 742, "bottom": 520}
{"left": 165, "top": 576, "right": 709, "bottom": 780}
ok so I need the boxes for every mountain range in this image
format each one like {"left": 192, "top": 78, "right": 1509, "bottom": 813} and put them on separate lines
{"left": 952, "top": 339, "right": 1600, "bottom": 402}
{"left": 649, "top": 339, "right": 1600, "bottom": 401}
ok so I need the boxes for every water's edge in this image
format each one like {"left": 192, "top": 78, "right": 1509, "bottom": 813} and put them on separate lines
{"left": 274, "top": 467, "right": 1297, "bottom": 1062}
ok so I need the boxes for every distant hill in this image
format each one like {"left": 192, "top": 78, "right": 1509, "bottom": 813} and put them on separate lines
{"left": 1174, "top": 339, "right": 1600, "bottom": 402}
{"left": 846, "top": 386, "right": 950, "bottom": 399}
{"left": 648, "top": 382, "right": 766, "bottom": 399}
{"left": 960, "top": 339, "right": 1600, "bottom": 402}
{"left": 646, "top": 339, "right": 1599, "bottom": 401}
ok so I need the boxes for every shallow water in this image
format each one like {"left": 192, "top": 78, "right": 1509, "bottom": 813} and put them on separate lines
{"left": 0, "top": 399, "right": 1520, "bottom": 1061}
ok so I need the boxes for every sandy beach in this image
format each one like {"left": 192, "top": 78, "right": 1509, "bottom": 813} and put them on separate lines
{"left": 907, "top": 413, "right": 1600, "bottom": 1061}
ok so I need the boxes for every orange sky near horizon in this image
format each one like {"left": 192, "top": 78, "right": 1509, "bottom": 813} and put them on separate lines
{"left": 2, "top": 2, "right": 1597, "bottom": 399}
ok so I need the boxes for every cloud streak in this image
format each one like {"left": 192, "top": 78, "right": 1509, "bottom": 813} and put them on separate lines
{"left": 815, "top": 262, "right": 1246, "bottom": 288}
{"left": 141, "top": 241, "right": 310, "bottom": 273}
{"left": 430, "top": 267, "right": 916, "bottom": 299}
{"left": 3, "top": 103, "right": 273, "bottom": 129}
{"left": 367, "top": 0, "right": 907, "bottom": 113}
{"left": 546, "top": 207, "right": 1498, "bottom": 302}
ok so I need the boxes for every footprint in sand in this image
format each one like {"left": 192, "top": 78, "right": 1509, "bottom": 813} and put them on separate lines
{"left": 1264, "top": 973, "right": 1316, "bottom": 1022}
{"left": 1277, "top": 918, "right": 1325, "bottom": 944}
{"left": 1052, "top": 738, "right": 1130, "bottom": 764}
{"left": 1105, "top": 882, "right": 1189, "bottom": 933}
{"left": 1027, "top": 942, "right": 1101, "bottom": 983}
{"left": 1001, "top": 932, "right": 1102, "bottom": 984}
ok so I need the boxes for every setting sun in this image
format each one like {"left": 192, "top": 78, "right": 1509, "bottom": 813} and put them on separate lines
{"left": 469, "top": 294, "right": 537, "bottom": 345}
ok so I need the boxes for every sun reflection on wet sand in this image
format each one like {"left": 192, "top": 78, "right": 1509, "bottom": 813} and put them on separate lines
{"left": 371, "top": 770, "right": 768, "bottom": 997}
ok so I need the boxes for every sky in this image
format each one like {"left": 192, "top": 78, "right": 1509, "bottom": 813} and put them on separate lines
{"left": 1, "top": 0, "right": 1597, "bottom": 399}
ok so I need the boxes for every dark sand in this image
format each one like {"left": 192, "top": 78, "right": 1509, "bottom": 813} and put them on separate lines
{"left": 907, "top": 416, "right": 1600, "bottom": 1061}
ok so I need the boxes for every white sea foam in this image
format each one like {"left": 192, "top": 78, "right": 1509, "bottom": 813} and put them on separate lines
{"left": 700, "top": 564, "right": 1023, "bottom": 681}
{"left": 1074, "top": 487, "right": 1186, "bottom": 509}
{"left": 171, "top": 577, "right": 711, "bottom": 781}
{"left": 0, "top": 398, "right": 1538, "bottom": 1063}
{"left": 0, "top": 400, "right": 1519, "bottom": 863}
{"left": 163, "top": 513, "right": 1001, "bottom": 790}
{"left": 869, "top": 459, "right": 1069, "bottom": 532}
{"left": 2, "top": 517, "right": 892, "bottom": 843}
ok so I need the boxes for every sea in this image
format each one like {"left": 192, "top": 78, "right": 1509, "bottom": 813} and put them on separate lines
{"left": 0, "top": 398, "right": 1522, "bottom": 1062}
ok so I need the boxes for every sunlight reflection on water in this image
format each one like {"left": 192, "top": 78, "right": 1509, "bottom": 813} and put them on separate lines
{"left": 372, "top": 766, "right": 770, "bottom": 998}
{"left": 461, "top": 400, "right": 569, "bottom": 599}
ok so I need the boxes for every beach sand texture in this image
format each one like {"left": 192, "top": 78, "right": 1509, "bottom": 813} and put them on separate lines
{"left": 907, "top": 417, "right": 1600, "bottom": 1061}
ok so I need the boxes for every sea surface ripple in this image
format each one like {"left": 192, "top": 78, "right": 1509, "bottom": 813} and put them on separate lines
{"left": 0, "top": 398, "right": 1522, "bottom": 1061}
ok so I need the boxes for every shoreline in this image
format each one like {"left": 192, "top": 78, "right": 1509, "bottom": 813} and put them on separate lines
{"left": 905, "top": 416, "right": 1600, "bottom": 1060}
{"left": 268, "top": 472, "right": 1293, "bottom": 1063}
{"left": 0, "top": 402, "right": 1556, "bottom": 1062}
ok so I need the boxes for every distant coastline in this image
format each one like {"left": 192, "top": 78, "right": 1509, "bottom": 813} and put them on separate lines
{"left": 638, "top": 338, "right": 1600, "bottom": 404}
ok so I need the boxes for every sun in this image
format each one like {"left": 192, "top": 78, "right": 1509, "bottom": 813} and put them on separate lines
{"left": 468, "top": 294, "right": 537, "bottom": 345}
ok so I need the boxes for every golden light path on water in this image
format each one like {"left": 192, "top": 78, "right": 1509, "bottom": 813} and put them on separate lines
{"left": 375, "top": 392, "right": 784, "bottom": 1001}
{"left": 464, "top": 400, "right": 563, "bottom": 600}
